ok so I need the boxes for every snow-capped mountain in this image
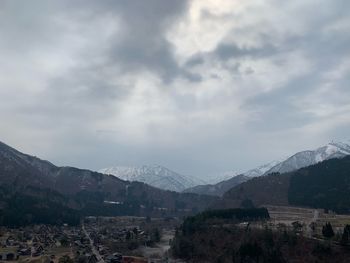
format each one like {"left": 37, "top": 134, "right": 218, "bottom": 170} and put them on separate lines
{"left": 183, "top": 141, "right": 350, "bottom": 197}
{"left": 264, "top": 141, "right": 350, "bottom": 175}
{"left": 99, "top": 165, "right": 205, "bottom": 192}
{"left": 183, "top": 160, "right": 284, "bottom": 196}
{"left": 242, "top": 160, "right": 284, "bottom": 178}
{"left": 203, "top": 159, "right": 283, "bottom": 184}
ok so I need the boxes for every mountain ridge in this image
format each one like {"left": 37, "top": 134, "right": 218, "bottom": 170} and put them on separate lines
{"left": 0, "top": 140, "right": 218, "bottom": 226}
{"left": 184, "top": 141, "right": 350, "bottom": 196}
{"left": 99, "top": 165, "right": 206, "bottom": 192}
{"left": 264, "top": 141, "right": 350, "bottom": 175}
{"left": 223, "top": 155, "right": 350, "bottom": 213}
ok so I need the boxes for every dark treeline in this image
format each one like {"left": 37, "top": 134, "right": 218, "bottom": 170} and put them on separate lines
{"left": 0, "top": 186, "right": 80, "bottom": 227}
{"left": 0, "top": 184, "right": 203, "bottom": 227}
{"left": 199, "top": 208, "right": 270, "bottom": 221}
{"left": 180, "top": 208, "right": 269, "bottom": 236}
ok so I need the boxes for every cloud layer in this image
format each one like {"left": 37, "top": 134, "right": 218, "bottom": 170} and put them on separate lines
{"left": 1, "top": 0, "right": 349, "bottom": 177}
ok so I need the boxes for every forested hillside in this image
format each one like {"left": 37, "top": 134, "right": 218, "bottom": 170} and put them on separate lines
{"left": 288, "top": 156, "right": 350, "bottom": 213}
{"left": 224, "top": 156, "right": 350, "bottom": 213}
{"left": 0, "top": 141, "right": 217, "bottom": 226}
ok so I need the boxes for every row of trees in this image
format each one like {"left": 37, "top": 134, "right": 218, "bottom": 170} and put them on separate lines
{"left": 322, "top": 222, "right": 350, "bottom": 246}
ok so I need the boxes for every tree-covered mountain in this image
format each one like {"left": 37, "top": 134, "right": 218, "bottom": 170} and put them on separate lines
{"left": 223, "top": 156, "right": 350, "bottom": 213}
{"left": 222, "top": 173, "right": 290, "bottom": 208}
{"left": 288, "top": 156, "right": 350, "bottom": 213}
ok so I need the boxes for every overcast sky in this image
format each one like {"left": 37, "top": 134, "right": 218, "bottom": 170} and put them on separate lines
{"left": 0, "top": 0, "right": 349, "bottom": 177}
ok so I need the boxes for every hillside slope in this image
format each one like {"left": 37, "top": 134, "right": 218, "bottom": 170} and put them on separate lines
{"left": 288, "top": 156, "right": 350, "bottom": 213}
{"left": 223, "top": 173, "right": 290, "bottom": 207}
{"left": 223, "top": 156, "right": 350, "bottom": 213}
{"left": 0, "top": 141, "right": 217, "bottom": 226}
{"left": 183, "top": 160, "right": 282, "bottom": 196}
{"left": 184, "top": 141, "right": 350, "bottom": 197}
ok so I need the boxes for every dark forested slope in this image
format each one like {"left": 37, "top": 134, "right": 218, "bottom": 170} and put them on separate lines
{"left": 288, "top": 156, "right": 350, "bottom": 213}
{"left": 224, "top": 156, "right": 350, "bottom": 213}
{"left": 0, "top": 141, "right": 217, "bottom": 226}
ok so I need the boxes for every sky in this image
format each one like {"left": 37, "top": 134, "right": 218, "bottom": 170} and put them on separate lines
{"left": 0, "top": 0, "right": 350, "bottom": 178}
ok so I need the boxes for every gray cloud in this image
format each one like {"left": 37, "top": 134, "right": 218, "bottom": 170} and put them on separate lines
{"left": 241, "top": 4, "right": 350, "bottom": 132}
{"left": 0, "top": 0, "right": 349, "bottom": 178}
{"left": 63, "top": 0, "right": 198, "bottom": 83}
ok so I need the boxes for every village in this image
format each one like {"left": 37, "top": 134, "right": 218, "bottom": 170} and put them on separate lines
{"left": 2, "top": 206, "right": 349, "bottom": 263}
{"left": 0, "top": 216, "right": 180, "bottom": 263}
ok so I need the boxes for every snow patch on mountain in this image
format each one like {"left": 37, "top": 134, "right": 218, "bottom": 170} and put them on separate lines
{"left": 264, "top": 141, "right": 350, "bottom": 175}
{"left": 205, "top": 159, "right": 284, "bottom": 184}
{"left": 202, "top": 141, "right": 350, "bottom": 189}
{"left": 99, "top": 165, "right": 205, "bottom": 192}
{"left": 242, "top": 159, "right": 284, "bottom": 178}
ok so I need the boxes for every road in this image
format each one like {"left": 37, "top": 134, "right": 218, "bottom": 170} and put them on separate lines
{"left": 82, "top": 223, "right": 105, "bottom": 263}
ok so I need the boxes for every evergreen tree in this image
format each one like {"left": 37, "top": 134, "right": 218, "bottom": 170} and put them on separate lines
{"left": 322, "top": 222, "right": 334, "bottom": 239}
{"left": 341, "top": 225, "right": 350, "bottom": 245}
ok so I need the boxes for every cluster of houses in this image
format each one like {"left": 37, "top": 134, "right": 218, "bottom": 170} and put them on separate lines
{"left": 0, "top": 216, "right": 176, "bottom": 263}
{"left": 0, "top": 225, "right": 69, "bottom": 261}
{"left": 83, "top": 217, "right": 169, "bottom": 263}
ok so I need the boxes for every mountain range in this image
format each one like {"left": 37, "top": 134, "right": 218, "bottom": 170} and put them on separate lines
{"left": 1, "top": 139, "right": 350, "bottom": 226}
{"left": 0, "top": 141, "right": 217, "bottom": 226}
{"left": 223, "top": 155, "right": 350, "bottom": 213}
{"left": 184, "top": 141, "right": 350, "bottom": 196}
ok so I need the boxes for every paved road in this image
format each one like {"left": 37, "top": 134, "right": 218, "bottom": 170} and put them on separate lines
{"left": 82, "top": 223, "right": 105, "bottom": 263}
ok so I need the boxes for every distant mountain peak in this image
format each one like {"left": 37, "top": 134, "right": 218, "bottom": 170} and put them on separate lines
{"left": 99, "top": 165, "right": 205, "bottom": 192}
{"left": 184, "top": 140, "right": 350, "bottom": 197}
{"left": 264, "top": 141, "right": 350, "bottom": 175}
{"left": 242, "top": 159, "right": 285, "bottom": 178}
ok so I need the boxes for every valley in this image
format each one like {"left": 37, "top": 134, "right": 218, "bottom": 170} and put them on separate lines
{"left": 1, "top": 140, "right": 350, "bottom": 262}
{"left": 2, "top": 1, "right": 349, "bottom": 262}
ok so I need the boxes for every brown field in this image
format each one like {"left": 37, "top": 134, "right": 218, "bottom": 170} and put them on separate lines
{"left": 264, "top": 205, "right": 350, "bottom": 236}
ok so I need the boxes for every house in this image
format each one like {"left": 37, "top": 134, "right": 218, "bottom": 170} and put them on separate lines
{"left": 6, "top": 236, "right": 15, "bottom": 246}
{"left": 18, "top": 248, "right": 31, "bottom": 256}
{"left": 32, "top": 245, "right": 44, "bottom": 257}
{"left": 105, "top": 253, "right": 122, "bottom": 263}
